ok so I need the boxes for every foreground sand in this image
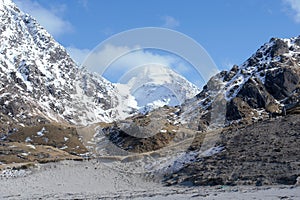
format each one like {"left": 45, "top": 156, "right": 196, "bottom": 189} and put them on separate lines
{"left": 0, "top": 160, "right": 299, "bottom": 199}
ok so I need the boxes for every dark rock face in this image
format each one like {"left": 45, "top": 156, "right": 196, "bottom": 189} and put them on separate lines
{"left": 223, "top": 65, "right": 239, "bottom": 82}
{"left": 226, "top": 97, "right": 251, "bottom": 120}
{"left": 237, "top": 78, "right": 273, "bottom": 109}
{"left": 103, "top": 126, "right": 176, "bottom": 153}
{"left": 222, "top": 36, "right": 300, "bottom": 123}
{"left": 265, "top": 68, "right": 300, "bottom": 100}
{"left": 295, "top": 37, "right": 300, "bottom": 46}
{"left": 225, "top": 77, "right": 281, "bottom": 122}
{"left": 269, "top": 38, "right": 289, "bottom": 57}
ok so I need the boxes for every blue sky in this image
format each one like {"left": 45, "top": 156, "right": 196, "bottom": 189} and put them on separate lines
{"left": 14, "top": 0, "right": 300, "bottom": 86}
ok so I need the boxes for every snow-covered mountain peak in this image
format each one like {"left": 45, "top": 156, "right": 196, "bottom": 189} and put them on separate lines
{"left": 222, "top": 36, "right": 300, "bottom": 100}
{"left": 126, "top": 65, "right": 182, "bottom": 86}
{"left": 117, "top": 64, "right": 200, "bottom": 113}
{"left": 180, "top": 36, "right": 300, "bottom": 129}
{"left": 0, "top": 0, "right": 138, "bottom": 130}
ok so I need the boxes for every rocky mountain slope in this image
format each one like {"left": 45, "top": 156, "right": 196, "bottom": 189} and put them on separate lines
{"left": 162, "top": 36, "right": 300, "bottom": 186}
{"left": 165, "top": 114, "right": 300, "bottom": 186}
{"left": 180, "top": 36, "right": 300, "bottom": 131}
{"left": 0, "top": 0, "right": 140, "bottom": 135}
{"left": 0, "top": 0, "right": 140, "bottom": 164}
{"left": 101, "top": 36, "right": 300, "bottom": 186}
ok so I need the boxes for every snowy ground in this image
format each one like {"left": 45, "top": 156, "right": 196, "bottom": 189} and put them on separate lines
{"left": 0, "top": 160, "right": 299, "bottom": 199}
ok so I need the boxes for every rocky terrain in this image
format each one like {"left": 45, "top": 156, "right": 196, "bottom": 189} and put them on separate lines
{"left": 165, "top": 114, "right": 300, "bottom": 186}
{"left": 101, "top": 36, "right": 300, "bottom": 186}
{"left": 0, "top": 0, "right": 137, "bottom": 167}
{"left": 0, "top": 0, "right": 201, "bottom": 168}
{"left": 0, "top": 0, "right": 300, "bottom": 195}
{"left": 159, "top": 36, "right": 300, "bottom": 186}
{"left": 0, "top": 0, "right": 141, "bottom": 135}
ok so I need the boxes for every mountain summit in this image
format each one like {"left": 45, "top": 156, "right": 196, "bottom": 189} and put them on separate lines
{"left": 180, "top": 36, "right": 300, "bottom": 131}
{"left": 117, "top": 64, "right": 200, "bottom": 113}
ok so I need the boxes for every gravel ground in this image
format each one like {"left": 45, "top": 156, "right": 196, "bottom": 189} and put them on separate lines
{"left": 0, "top": 160, "right": 299, "bottom": 199}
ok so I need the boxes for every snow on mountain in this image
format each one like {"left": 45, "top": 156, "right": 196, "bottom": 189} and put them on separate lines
{"left": 0, "top": 0, "right": 138, "bottom": 132}
{"left": 117, "top": 64, "right": 200, "bottom": 113}
{"left": 180, "top": 36, "right": 300, "bottom": 129}
{"left": 0, "top": 0, "right": 200, "bottom": 134}
{"left": 154, "top": 36, "right": 300, "bottom": 178}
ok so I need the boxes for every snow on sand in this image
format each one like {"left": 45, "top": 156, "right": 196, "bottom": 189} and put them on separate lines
{"left": 0, "top": 160, "right": 299, "bottom": 199}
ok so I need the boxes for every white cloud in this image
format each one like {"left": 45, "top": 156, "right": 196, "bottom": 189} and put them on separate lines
{"left": 65, "top": 44, "right": 196, "bottom": 83}
{"left": 283, "top": 0, "right": 300, "bottom": 23}
{"left": 85, "top": 44, "right": 134, "bottom": 72}
{"left": 161, "top": 16, "right": 180, "bottom": 29}
{"left": 15, "top": 0, "right": 73, "bottom": 37}
{"left": 173, "top": 62, "right": 190, "bottom": 73}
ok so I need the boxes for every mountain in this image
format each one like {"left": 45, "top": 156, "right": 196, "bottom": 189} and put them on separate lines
{"left": 101, "top": 36, "right": 300, "bottom": 186}
{"left": 116, "top": 64, "right": 200, "bottom": 113}
{"left": 1, "top": 0, "right": 300, "bottom": 187}
{"left": 163, "top": 36, "right": 300, "bottom": 186}
{"left": 0, "top": 0, "right": 140, "bottom": 135}
{"left": 0, "top": 0, "right": 200, "bottom": 160}
{"left": 0, "top": 0, "right": 200, "bottom": 136}
{"left": 180, "top": 36, "right": 300, "bottom": 131}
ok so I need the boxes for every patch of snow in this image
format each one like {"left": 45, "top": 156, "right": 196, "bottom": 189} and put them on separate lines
{"left": 37, "top": 127, "right": 46, "bottom": 136}
{"left": 200, "top": 146, "right": 224, "bottom": 157}
{"left": 155, "top": 146, "right": 225, "bottom": 174}
{"left": 26, "top": 144, "right": 36, "bottom": 150}
{"left": 0, "top": 169, "right": 31, "bottom": 178}
{"left": 25, "top": 137, "right": 32, "bottom": 143}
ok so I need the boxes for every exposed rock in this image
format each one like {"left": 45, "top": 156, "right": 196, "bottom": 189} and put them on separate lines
{"left": 265, "top": 68, "right": 300, "bottom": 100}
{"left": 237, "top": 78, "right": 275, "bottom": 109}
{"left": 0, "top": 0, "right": 138, "bottom": 136}
{"left": 226, "top": 97, "right": 252, "bottom": 120}
{"left": 102, "top": 107, "right": 179, "bottom": 153}
{"left": 269, "top": 38, "right": 289, "bottom": 57}
{"left": 223, "top": 65, "right": 239, "bottom": 82}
